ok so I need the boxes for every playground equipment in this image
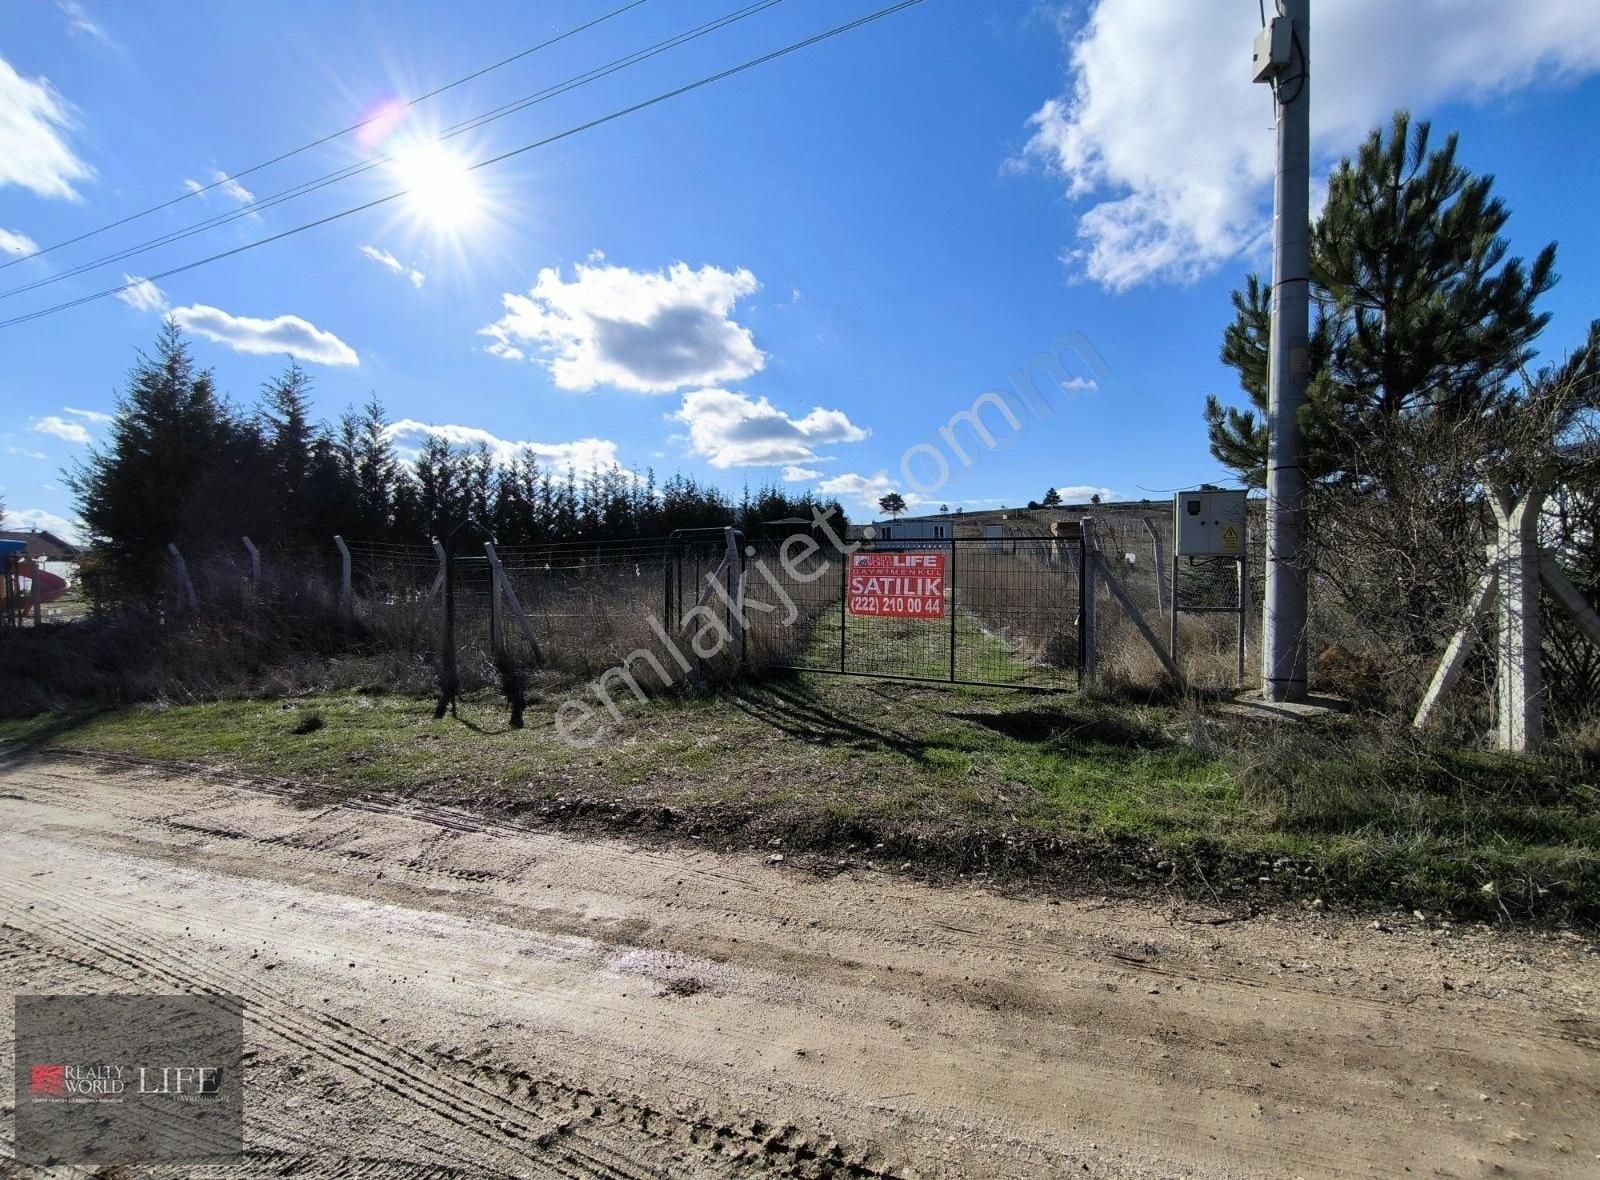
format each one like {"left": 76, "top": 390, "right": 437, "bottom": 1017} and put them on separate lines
{"left": 2, "top": 538, "right": 70, "bottom": 625}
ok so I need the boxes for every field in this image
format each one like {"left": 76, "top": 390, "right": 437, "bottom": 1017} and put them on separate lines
{"left": 6, "top": 673, "right": 1597, "bottom": 925}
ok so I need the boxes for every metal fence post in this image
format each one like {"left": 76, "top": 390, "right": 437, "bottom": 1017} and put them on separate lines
{"left": 1143, "top": 516, "right": 1167, "bottom": 612}
{"left": 723, "top": 527, "right": 744, "bottom": 666}
{"left": 948, "top": 537, "right": 958, "bottom": 681}
{"left": 838, "top": 547, "right": 848, "bottom": 672}
{"left": 1079, "top": 519, "right": 1096, "bottom": 688}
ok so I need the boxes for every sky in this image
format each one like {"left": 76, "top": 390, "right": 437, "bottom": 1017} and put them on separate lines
{"left": 2, "top": 0, "right": 1599, "bottom": 542}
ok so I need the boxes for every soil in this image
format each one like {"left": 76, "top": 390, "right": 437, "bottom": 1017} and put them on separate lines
{"left": 1, "top": 750, "right": 1596, "bottom": 1177}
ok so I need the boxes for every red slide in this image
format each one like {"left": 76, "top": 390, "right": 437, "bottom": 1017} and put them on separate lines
{"left": 10, "top": 558, "right": 69, "bottom": 607}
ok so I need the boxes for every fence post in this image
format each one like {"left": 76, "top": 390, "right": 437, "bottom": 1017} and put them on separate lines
{"left": 1143, "top": 516, "right": 1167, "bottom": 612}
{"left": 333, "top": 535, "right": 353, "bottom": 626}
{"left": 1079, "top": 518, "right": 1097, "bottom": 688}
{"left": 724, "top": 527, "right": 744, "bottom": 666}
{"left": 485, "top": 543, "right": 504, "bottom": 661}
{"left": 432, "top": 538, "right": 457, "bottom": 718}
{"left": 948, "top": 537, "right": 958, "bottom": 681}
{"left": 166, "top": 543, "right": 197, "bottom": 611}
{"left": 484, "top": 541, "right": 543, "bottom": 665}
{"left": 1094, "top": 549, "right": 1184, "bottom": 689}
{"left": 838, "top": 547, "right": 848, "bottom": 672}
{"left": 242, "top": 536, "right": 261, "bottom": 592}
{"left": 1489, "top": 478, "right": 1548, "bottom": 752}
{"left": 1413, "top": 553, "right": 1498, "bottom": 732}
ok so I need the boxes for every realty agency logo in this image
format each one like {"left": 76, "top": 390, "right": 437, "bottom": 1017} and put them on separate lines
{"left": 15, "top": 995, "right": 243, "bottom": 1164}
{"left": 30, "top": 1062, "right": 127, "bottom": 1098}
{"left": 28, "top": 1061, "right": 224, "bottom": 1101}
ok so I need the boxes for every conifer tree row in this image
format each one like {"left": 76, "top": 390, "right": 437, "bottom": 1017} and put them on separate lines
{"left": 67, "top": 320, "right": 848, "bottom": 592}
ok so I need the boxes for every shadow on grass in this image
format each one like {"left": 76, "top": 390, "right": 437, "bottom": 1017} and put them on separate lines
{"left": 726, "top": 678, "right": 935, "bottom": 758}
{"left": 0, "top": 711, "right": 105, "bottom": 762}
{"left": 952, "top": 705, "right": 1168, "bottom": 751}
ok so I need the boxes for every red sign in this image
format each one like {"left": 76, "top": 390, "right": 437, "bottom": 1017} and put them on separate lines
{"left": 848, "top": 551, "right": 946, "bottom": 618}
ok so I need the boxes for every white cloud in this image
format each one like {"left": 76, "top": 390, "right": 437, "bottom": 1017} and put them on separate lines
{"left": 181, "top": 169, "right": 256, "bottom": 208}
{"left": 32, "top": 415, "right": 90, "bottom": 445}
{"left": 116, "top": 274, "right": 168, "bottom": 312}
{"left": 213, "top": 169, "right": 254, "bottom": 206}
{"left": 0, "top": 227, "right": 38, "bottom": 256}
{"left": 817, "top": 471, "right": 931, "bottom": 516}
{"left": 672, "top": 388, "right": 868, "bottom": 469}
{"left": 782, "top": 465, "right": 822, "bottom": 482}
{"left": 63, "top": 406, "right": 113, "bottom": 424}
{"left": 56, "top": 1, "right": 110, "bottom": 43}
{"left": 7, "top": 446, "right": 50, "bottom": 461}
{"left": 1, "top": 507, "right": 82, "bottom": 544}
{"left": 1023, "top": 0, "right": 1600, "bottom": 290}
{"left": 0, "top": 54, "right": 93, "bottom": 201}
{"left": 359, "top": 244, "right": 425, "bottom": 288}
{"left": 171, "top": 304, "right": 359, "bottom": 366}
{"left": 1052, "top": 484, "right": 1115, "bottom": 503}
{"left": 481, "top": 260, "right": 765, "bottom": 393}
{"left": 383, "top": 419, "right": 626, "bottom": 475}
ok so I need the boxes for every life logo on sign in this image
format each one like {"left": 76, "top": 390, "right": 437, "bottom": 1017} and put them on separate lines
{"left": 847, "top": 552, "right": 946, "bottom": 619}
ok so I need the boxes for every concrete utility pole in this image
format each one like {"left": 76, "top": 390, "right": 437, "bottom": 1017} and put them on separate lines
{"left": 1256, "top": 0, "right": 1311, "bottom": 701}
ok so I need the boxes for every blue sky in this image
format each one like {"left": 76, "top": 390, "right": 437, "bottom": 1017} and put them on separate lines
{"left": 3, "top": 0, "right": 1598, "bottom": 540}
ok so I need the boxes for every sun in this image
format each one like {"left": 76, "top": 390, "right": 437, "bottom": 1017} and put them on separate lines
{"left": 388, "top": 141, "right": 485, "bottom": 234}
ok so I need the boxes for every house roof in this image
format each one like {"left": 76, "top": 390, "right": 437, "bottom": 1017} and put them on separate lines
{"left": 0, "top": 529, "right": 80, "bottom": 561}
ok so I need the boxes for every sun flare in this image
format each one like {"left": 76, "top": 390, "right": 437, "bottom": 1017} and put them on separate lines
{"left": 389, "top": 141, "right": 484, "bottom": 234}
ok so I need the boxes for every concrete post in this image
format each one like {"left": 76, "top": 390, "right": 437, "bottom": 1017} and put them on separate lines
{"left": 166, "top": 543, "right": 197, "bottom": 611}
{"left": 1489, "top": 481, "right": 1548, "bottom": 753}
{"left": 333, "top": 535, "right": 352, "bottom": 626}
{"left": 485, "top": 543, "right": 504, "bottom": 662}
{"left": 242, "top": 536, "right": 260, "bottom": 592}
{"left": 1261, "top": 0, "right": 1311, "bottom": 702}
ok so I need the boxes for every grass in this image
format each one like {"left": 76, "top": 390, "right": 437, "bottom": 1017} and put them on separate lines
{"left": 4, "top": 675, "right": 1596, "bottom": 925}
{"left": 789, "top": 607, "right": 1068, "bottom": 686}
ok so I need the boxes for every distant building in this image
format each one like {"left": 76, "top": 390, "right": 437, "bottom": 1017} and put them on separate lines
{"left": 862, "top": 518, "right": 951, "bottom": 548}
{"left": 0, "top": 529, "right": 80, "bottom": 562}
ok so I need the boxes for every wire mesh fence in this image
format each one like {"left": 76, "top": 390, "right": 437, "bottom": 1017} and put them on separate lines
{"left": 155, "top": 528, "right": 1095, "bottom": 694}
{"left": 754, "top": 536, "right": 1081, "bottom": 689}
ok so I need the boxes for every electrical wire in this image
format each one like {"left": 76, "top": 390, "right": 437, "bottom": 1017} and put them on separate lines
{"left": 0, "top": 0, "right": 786, "bottom": 301}
{"left": 0, "top": 0, "right": 654, "bottom": 271}
{"left": 0, "top": 0, "right": 927, "bottom": 331}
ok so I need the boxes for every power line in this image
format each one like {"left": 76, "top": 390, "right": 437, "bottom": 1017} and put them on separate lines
{"left": 0, "top": 0, "right": 653, "bottom": 272}
{"left": 0, "top": 0, "right": 787, "bottom": 301}
{"left": 0, "top": 0, "right": 927, "bottom": 332}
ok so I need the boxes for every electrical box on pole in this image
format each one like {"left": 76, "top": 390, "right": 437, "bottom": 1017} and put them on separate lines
{"left": 1251, "top": 18, "right": 1292, "bottom": 82}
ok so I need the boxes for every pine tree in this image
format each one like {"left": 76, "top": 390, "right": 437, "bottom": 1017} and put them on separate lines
{"left": 67, "top": 320, "right": 239, "bottom": 591}
{"left": 1205, "top": 111, "right": 1560, "bottom": 490}
{"left": 352, "top": 397, "right": 398, "bottom": 537}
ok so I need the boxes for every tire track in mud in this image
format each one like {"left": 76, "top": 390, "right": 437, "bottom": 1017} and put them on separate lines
{"left": 0, "top": 872, "right": 904, "bottom": 1180}
{"left": 17, "top": 751, "right": 1591, "bottom": 1056}
{"left": 3, "top": 752, "right": 1596, "bottom": 1179}
{"left": 2, "top": 885, "right": 678, "bottom": 1180}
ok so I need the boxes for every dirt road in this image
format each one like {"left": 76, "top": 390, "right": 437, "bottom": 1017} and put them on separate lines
{"left": 1, "top": 751, "right": 1596, "bottom": 1178}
